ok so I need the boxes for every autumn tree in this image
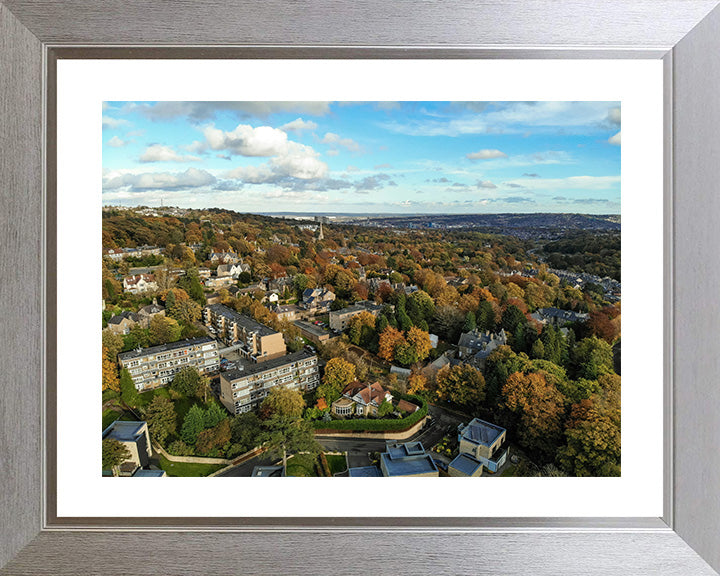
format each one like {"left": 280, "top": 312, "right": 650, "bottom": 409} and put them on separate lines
{"left": 102, "top": 438, "right": 131, "bottom": 476}
{"left": 196, "top": 418, "right": 232, "bottom": 456}
{"left": 102, "top": 329, "right": 124, "bottom": 362}
{"left": 168, "top": 296, "right": 202, "bottom": 325}
{"left": 102, "top": 345, "right": 120, "bottom": 392}
{"left": 558, "top": 393, "right": 621, "bottom": 476}
{"left": 260, "top": 386, "right": 305, "bottom": 419}
{"left": 407, "top": 373, "right": 429, "bottom": 396}
{"left": 145, "top": 395, "right": 177, "bottom": 445}
{"left": 396, "top": 326, "right": 432, "bottom": 366}
{"left": 435, "top": 364, "right": 486, "bottom": 412}
{"left": 586, "top": 307, "right": 621, "bottom": 344}
{"left": 148, "top": 315, "right": 182, "bottom": 346}
{"left": 322, "top": 357, "right": 356, "bottom": 392}
{"left": 378, "top": 326, "right": 405, "bottom": 363}
{"left": 501, "top": 371, "right": 565, "bottom": 458}
{"left": 347, "top": 311, "right": 376, "bottom": 347}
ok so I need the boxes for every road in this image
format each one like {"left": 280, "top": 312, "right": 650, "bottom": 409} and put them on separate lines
{"left": 215, "top": 405, "right": 468, "bottom": 477}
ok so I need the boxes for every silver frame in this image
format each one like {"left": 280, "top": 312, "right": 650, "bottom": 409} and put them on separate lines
{"left": 2, "top": 2, "right": 720, "bottom": 574}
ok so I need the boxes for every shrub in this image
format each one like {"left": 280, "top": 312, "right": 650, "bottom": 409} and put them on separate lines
{"left": 167, "top": 440, "right": 194, "bottom": 456}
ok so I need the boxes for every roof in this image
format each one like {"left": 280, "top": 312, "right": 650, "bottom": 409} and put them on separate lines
{"left": 348, "top": 466, "right": 382, "bottom": 477}
{"left": 138, "top": 303, "right": 164, "bottom": 315}
{"left": 222, "top": 349, "right": 316, "bottom": 381}
{"left": 342, "top": 381, "right": 389, "bottom": 406}
{"left": 459, "top": 418, "right": 506, "bottom": 447}
{"left": 293, "top": 320, "right": 331, "bottom": 338}
{"left": 108, "top": 310, "right": 138, "bottom": 324}
{"left": 132, "top": 469, "right": 167, "bottom": 477}
{"left": 205, "top": 303, "right": 276, "bottom": 337}
{"left": 330, "top": 301, "right": 384, "bottom": 317}
{"left": 396, "top": 399, "right": 419, "bottom": 413}
{"left": 380, "top": 442, "right": 438, "bottom": 477}
{"left": 118, "top": 336, "right": 216, "bottom": 361}
{"left": 458, "top": 329, "right": 507, "bottom": 351}
{"left": 102, "top": 420, "right": 146, "bottom": 442}
{"left": 449, "top": 453, "right": 484, "bottom": 476}
{"left": 332, "top": 397, "right": 354, "bottom": 408}
{"left": 123, "top": 273, "right": 155, "bottom": 285}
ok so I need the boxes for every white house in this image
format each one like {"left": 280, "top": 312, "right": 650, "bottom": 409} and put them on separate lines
{"left": 123, "top": 274, "right": 158, "bottom": 294}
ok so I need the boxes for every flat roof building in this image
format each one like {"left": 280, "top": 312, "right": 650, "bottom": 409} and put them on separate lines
{"left": 328, "top": 300, "right": 384, "bottom": 332}
{"left": 457, "top": 418, "right": 509, "bottom": 474}
{"left": 379, "top": 441, "right": 439, "bottom": 478}
{"left": 204, "top": 303, "right": 286, "bottom": 362}
{"left": 219, "top": 349, "right": 319, "bottom": 415}
{"left": 118, "top": 336, "right": 219, "bottom": 391}
{"left": 102, "top": 420, "right": 152, "bottom": 474}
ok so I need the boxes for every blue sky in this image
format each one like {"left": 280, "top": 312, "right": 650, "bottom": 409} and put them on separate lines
{"left": 102, "top": 101, "right": 621, "bottom": 214}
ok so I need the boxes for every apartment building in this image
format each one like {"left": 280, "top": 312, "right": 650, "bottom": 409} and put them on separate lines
{"left": 203, "top": 303, "right": 286, "bottom": 362}
{"left": 219, "top": 349, "right": 320, "bottom": 414}
{"left": 117, "top": 336, "right": 220, "bottom": 392}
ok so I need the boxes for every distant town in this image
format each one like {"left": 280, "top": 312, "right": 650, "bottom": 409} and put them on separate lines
{"left": 101, "top": 206, "right": 620, "bottom": 479}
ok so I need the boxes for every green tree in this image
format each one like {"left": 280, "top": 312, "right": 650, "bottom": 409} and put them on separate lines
{"left": 102, "top": 329, "right": 124, "bottom": 362}
{"left": 476, "top": 300, "right": 496, "bottom": 331}
{"left": 196, "top": 418, "right": 232, "bottom": 456}
{"left": 501, "top": 304, "right": 527, "bottom": 334}
{"left": 170, "top": 366, "right": 202, "bottom": 397}
{"left": 260, "top": 415, "right": 321, "bottom": 472}
{"left": 180, "top": 404, "right": 206, "bottom": 445}
{"left": 260, "top": 386, "right": 305, "bottom": 419}
{"left": 572, "top": 336, "right": 614, "bottom": 379}
{"left": 169, "top": 297, "right": 202, "bottom": 325}
{"left": 462, "top": 311, "right": 476, "bottom": 333}
{"left": 102, "top": 438, "right": 131, "bottom": 476}
{"left": 119, "top": 368, "right": 140, "bottom": 408}
{"left": 203, "top": 401, "right": 228, "bottom": 429}
{"left": 145, "top": 395, "right": 177, "bottom": 445}
{"left": 230, "top": 412, "right": 263, "bottom": 453}
{"left": 377, "top": 399, "right": 394, "bottom": 418}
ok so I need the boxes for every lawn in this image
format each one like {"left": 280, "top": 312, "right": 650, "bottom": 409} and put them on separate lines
{"left": 500, "top": 464, "right": 517, "bottom": 477}
{"left": 286, "top": 454, "right": 318, "bottom": 477}
{"left": 102, "top": 408, "right": 122, "bottom": 430}
{"left": 158, "top": 455, "right": 225, "bottom": 477}
{"left": 326, "top": 453, "right": 347, "bottom": 475}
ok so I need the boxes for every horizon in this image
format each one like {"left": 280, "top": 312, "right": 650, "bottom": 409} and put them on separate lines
{"left": 103, "top": 101, "right": 621, "bottom": 215}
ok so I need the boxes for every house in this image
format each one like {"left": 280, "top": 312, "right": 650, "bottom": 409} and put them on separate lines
{"left": 301, "top": 287, "right": 336, "bottom": 313}
{"left": 137, "top": 300, "right": 165, "bottom": 326}
{"left": 205, "top": 292, "right": 222, "bottom": 305}
{"left": 328, "top": 300, "right": 384, "bottom": 331}
{"left": 198, "top": 267, "right": 212, "bottom": 279}
{"left": 380, "top": 442, "right": 439, "bottom": 477}
{"left": 106, "top": 310, "right": 139, "bottom": 335}
{"left": 117, "top": 337, "right": 220, "bottom": 391}
{"left": 331, "top": 381, "right": 393, "bottom": 417}
{"left": 204, "top": 275, "right": 236, "bottom": 289}
{"left": 219, "top": 349, "right": 319, "bottom": 414}
{"left": 457, "top": 328, "right": 508, "bottom": 368}
{"left": 457, "top": 418, "right": 509, "bottom": 474}
{"left": 270, "top": 304, "right": 299, "bottom": 322}
{"left": 203, "top": 303, "right": 286, "bottom": 362}
{"left": 217, "top": 263, "right": 247, "bottom": 279}
{"left": 251, "top": 465, "right": 285, "bottom": 477}
{"left": 396, "top": 399, "right": 419, "bottom": 414}
{"left": 105, "top": 248, "right": 126, "bottom": 261}
{"left": 262, "top": 291, "right": 280, "bottom": 305}
{"left": 209, "top": 251, "right": 239, "bottom": 264}
{"left": 102, "top": 420, "right": 152, "bottom": 476}
{"left": 122, "top": 273, "right": 158, "bottom": 294}
{"left": 530, "top": 307, "right": 589, "bottom": 326}
{"left": 268, "top": 276, "right": 294, "bottom": 292}
{"left": 368, "top": 277, "right": 391, "bottom": 292}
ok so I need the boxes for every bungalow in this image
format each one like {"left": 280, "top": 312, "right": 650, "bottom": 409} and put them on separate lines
{"left": 457, "top": 418, "right": 509, "bottom": 474}
{"left": 123, "top": 274, "right": 158, "bottom": 294}
{"left": 107, "top": 310, "right": 139, "bottom": 335}
{"left": 331, "top": 381, "right": 393, "bottom": 417}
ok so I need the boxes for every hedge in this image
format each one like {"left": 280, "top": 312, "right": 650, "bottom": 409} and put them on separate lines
{"left": 312, "top": 393, "right": 428, "bottom": 433}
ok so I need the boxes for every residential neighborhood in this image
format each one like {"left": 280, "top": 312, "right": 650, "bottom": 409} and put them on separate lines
{"left": 101, "top": 206, "right": 621, "bottom": 479}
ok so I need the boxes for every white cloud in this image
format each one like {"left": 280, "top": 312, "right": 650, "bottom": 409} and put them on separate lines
{"left": 133, "top": 101, "right": 332, "bottom": 121}
{"left": 280, "top": 118, "right": 318, "bottom": 133}
{"left": 322, "top": 132, "right": 362, "bottom": 153}
{"left": 102, "top": 116, "right": 129, "bottom": 130}
{"left": 198, "top": 124, "right": 289, "bottom": 157}
{"left": 608, "top": 131, "right": 621, "bottom": 146}
{"left": 103, "top": 168, "right": 216, "bottom": 191}
{"left": 476, "top": 180, "right": 497, "bottom": 189}
{"left": 607, "top": 106, "right": 621, "bottom": 126}
{"left": 139, "top": 144, "right": 201, "bottom": 163}
{"left": 107, "top": 136, "right": 127, "bottom": 148}
{"left": 466, "top": 149, "right": 507, "bottom": 160}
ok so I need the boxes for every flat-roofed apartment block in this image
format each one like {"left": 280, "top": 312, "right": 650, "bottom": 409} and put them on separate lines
{"left": 203, "top": 303, "right": 286, "bottom": 363}
{"left": 219, "top": 349, "right": 319, "bottom": 414}
{"left": 118, "top": 336, "right": 220, "bottom": 392}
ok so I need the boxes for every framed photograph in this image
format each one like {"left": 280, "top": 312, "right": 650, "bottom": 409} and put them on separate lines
{"left": 2, "top": 1, "right": 720, "bottom": 574}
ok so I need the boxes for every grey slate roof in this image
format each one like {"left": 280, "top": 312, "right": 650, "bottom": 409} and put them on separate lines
{"left": 459, "top": 418, "right": 506, "bottom": 447}
{"left": 108, "top": 310, "right": 139, "bottom": 324}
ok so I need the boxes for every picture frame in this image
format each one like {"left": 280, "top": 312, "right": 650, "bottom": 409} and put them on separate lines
{"left": 1, "top": 1, "right": 719, "bottom": 574}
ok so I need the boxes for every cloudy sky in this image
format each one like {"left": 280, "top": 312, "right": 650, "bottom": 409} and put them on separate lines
{"left": 102, "top": 101, "right": 621, "bottom": 214}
